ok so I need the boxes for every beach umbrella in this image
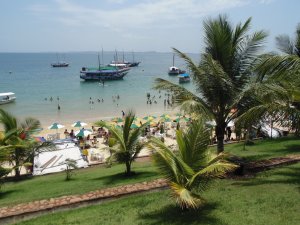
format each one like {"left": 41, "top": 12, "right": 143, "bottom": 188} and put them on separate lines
{"left": 48, "top": 123, "right": 64, "bottom": 130}
{"left": 111, "top": 117, "right": 123, "bottom": 123}
{"left": 75, "top": 129, "right": 92, "bottom": 137}
{"left": 133, "top": 117, "right": 142, "bottom": 122}
{"left": 143, "top": 115, "right": 157, "bottom": 121}
{"left": 176, "top": 113, "right": 182, "bottom": 117}
{"left": 161, "top": 117, "right": 172, "bottom": 122}
{"left": 130, "top": 124, "right": 139, "bottom": 129}
{"left": 72, "top": 121, "right": 87, "bottom": 128}
{"left": 160, "top": 114, "right": 170, "bottom": 118}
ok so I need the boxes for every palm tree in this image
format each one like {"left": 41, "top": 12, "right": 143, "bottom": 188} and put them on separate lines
{"left": 148, "top": 120, "right": 237, "bottom": 209}
{"left": 276, "top": 23, "right": 300, "bottom": 57}
{"left": 154, "top": 15, "right": 267, "bottom": 153}
{"left": 236, "top": 24, "right": 300, "bottom": 134}
{"left": 94, "top": 111, "right": 148, "bottom": 175}
{"left": 0, "top": 109, "right": 41, "bottom": 179}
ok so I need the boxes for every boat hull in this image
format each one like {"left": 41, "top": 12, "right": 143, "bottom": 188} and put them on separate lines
{"left": 80, "top": 67, "right": 130, "bottom": 81}
{"left": 51, "top": 63, "right": 69, "bottom": 67}
{"left": 0, "top": 97, "right": 16, "bottom": 105}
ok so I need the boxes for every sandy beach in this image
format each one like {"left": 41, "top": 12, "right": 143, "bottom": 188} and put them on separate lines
{"left": 35, "top": 110, "right": 182, "bottom": 165}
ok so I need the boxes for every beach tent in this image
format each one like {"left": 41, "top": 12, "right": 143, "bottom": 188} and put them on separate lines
{"left": 72, "top": 121, "right": 87, "bottom": 128}
{"left": 33, "top": 140, "right": 88, "bottom": 176}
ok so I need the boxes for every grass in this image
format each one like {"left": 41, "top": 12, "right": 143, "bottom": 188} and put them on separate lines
{"left": 15, "top": 163, "right": 300, "bottom": 225}
{"left": 222, "top": 136, "right": 300, "bottom": 161}
{"left": 1, "top": 136, "right": 299, "bottom": 208}
{"left": 0, "top": 161, "right": 160, "bottom": 207}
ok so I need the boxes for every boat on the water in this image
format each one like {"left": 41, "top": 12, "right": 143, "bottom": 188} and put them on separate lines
{"left": 51, "top": 53, "right": 69, "bottom": 67}
{"left": 0, "top": 92, "right": 16, "bottom": 105}
{"left": 168, "top": 54, "right": 185, "bottom": 75}
{"left": 80, "top": 66, "right": 130, "bottom": 81}
{"left": 178, "top": 73, "right": 191, "bottom": 83}
{"left": 51, "top": 61, "right": 69, "bottom": 67}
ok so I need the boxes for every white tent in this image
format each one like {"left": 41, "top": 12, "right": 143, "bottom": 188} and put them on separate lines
{"left": 33, "top": 140, "right": 88, "bottom": 176}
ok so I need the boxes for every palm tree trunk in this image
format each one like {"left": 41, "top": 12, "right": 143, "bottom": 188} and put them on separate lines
{"left": 125, "top": 161, "right": 131, "bottom": 175}
{"left": 216, "top": 123, "right": 226, "bottom": 154}
{"left": 14, "top": 164, "right": 21, "bottom": 180}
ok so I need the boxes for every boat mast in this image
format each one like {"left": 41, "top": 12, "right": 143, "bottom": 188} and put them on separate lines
{"left": 98, "top": 52, "right": 101, "bottom": 70}
{"left": 101, "top": 47, "right": 104, "bottom": 66}
{"left": 172, "top": 53, "right": 175, "bottom": 67}
{"left": 132, "top": 51, "right": 135, "bottom": 62}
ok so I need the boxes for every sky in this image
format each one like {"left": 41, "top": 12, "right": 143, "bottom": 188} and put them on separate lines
{"left": 0, "top": 0, "right": 299, "bottom": 53}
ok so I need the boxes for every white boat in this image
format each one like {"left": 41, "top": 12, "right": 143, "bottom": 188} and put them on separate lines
{"left": 168, "top": 54, "right": 185, "bottom": 75}
{"left": 0, "top": 92, "right": 16, "bottom": 105}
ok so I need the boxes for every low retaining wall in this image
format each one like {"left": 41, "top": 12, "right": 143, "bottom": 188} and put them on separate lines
{"left": 0, "top": 178, "right": 168, "bottom": 224}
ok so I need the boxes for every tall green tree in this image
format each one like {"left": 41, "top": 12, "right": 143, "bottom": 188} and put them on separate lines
{"left": 94, "top": 111, "right": 148, "bottom": 175}
{"left": 154, "top": 15, "right": 267, "bottom": 153}
{"left": 148, "top": 120, "right": 236, "bottom": 209}
{"left": 0, "top": 109, "right": 41, "bottom": 179}
{"left": 236, "top": 24, "right": 300, "bottom": 133}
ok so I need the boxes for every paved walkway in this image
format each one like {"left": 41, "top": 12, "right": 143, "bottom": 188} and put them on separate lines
{"left": 0, "top": 178, "right": 167, "bottom": 224}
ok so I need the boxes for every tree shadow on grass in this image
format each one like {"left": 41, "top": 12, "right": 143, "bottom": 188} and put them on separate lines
{"left": 139, "top": 202, "right": 226, "bottom": 225}
{"left": 231, "top": 164, "right": 300, "bottom": 187}
{"left": 90, "top": 171, "right": 158, "bottom": 185}
{"left": 0, "top": 189, "right": 22, "bottom": 199}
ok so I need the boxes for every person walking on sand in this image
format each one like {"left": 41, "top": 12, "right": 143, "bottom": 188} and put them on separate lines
{"left": 122, "top": 110, "right": 125, "bottom": 117}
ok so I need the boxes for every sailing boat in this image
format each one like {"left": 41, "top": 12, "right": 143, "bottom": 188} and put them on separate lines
{"left": 80, "top": 52, "right": 130, "bottom": 81}
{"left": 51, "top": 53, "right": 69, "bottom": 67}
{"left": 168, "top": 53, "right": 185, "bottom": 75}
{"left": 127, "top": 51, "right": 141, "bottom": 67}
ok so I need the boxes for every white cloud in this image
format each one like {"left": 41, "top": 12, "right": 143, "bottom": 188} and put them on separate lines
{"left": 259, "top": 0, "right": 275, "bottom": 4}
{"left": 31, "top": 0, "right": 248, "bottom": 30}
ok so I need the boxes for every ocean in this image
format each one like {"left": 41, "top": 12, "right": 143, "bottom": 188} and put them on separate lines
{"left": 0, "top": 52, "right": 197, "bottom": 126}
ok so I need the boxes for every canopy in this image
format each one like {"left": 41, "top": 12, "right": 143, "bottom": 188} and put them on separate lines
{"left": 75, "top": 129, "right": 92, "bottom": 137}
{"left": 72, "top": 121, "right": 87, "bottom": 128}
{"left": 48, "top": 123, "right": 64, "bottom": 130}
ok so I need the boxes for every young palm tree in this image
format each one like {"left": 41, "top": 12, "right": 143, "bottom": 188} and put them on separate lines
{"left": 0, "top": 109, "right": 41, "bottom": 179}
{"left": 94, "top": 111, "right": 148, "bottom": 175}
{"left": 148, "top": 120, "right": 237, "bottom": 209}
{"left": 154, "top": 15, "right": 267, "bottom": 153}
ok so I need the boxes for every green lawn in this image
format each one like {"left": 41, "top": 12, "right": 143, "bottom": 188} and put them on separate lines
{"left": 0, "top": 162, "right": 160, "bottom": 207}
{"left": 16, "top": 163, "right": 300, "bottom": 225}
{"left": 222, "top": 136, "right": 300, "bottom": 161}
{"left": 1, "top": 136, "right": 299, "bottom": 208}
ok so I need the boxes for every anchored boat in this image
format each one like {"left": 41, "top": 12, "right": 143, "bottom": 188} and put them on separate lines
{"left": 80, "top": 66, "right": 130, "bottom": 81}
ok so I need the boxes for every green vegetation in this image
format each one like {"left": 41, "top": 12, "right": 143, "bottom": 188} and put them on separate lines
{"left": 154, "top": 15, "right": 267, "bottom": 153}
{"left": 94, "top": 111, "right": 148, "bottom": 175}
{"left": 0, "top": 161, "right": 159, "bottom": 207}
{"left": 16, "top": 163, "right": 300, "bottom": 225}
{"left": 0, "top": 109, "right": 52, "bottom": 180}
{"left": 149, "top": 120, "right": 236, "bottom": 209}
{"left": 0, "top": 137, "right": 298, "bottom": 208}
{"left": 223, "top": 136, "right": 300, "bottom": 161}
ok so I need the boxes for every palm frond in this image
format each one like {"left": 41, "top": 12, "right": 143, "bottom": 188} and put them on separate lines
{"left": 188, "top": 161, "right": 237, "bottom": 187}
{"left": 170, "top": 182, "right": 205, "bottom": 209}
{"left": 154, "top": 78, "right": 213, "bottom": 119}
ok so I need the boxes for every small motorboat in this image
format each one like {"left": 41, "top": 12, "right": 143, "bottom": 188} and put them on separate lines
{"left": 0, "top": 92, "right": 16, "bottom": 105}
{"left": 178, "top": 73, "right": 191, "bottom": 83}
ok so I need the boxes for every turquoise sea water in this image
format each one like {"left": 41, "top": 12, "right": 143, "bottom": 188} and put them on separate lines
{"left": 0, "top": 52, "right": 197, "bottom": 126}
